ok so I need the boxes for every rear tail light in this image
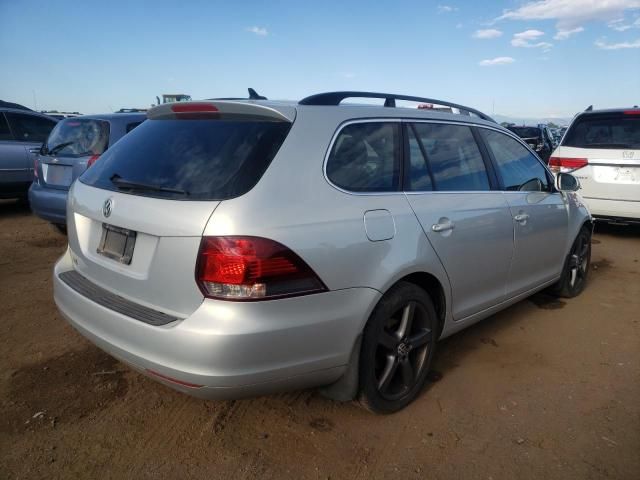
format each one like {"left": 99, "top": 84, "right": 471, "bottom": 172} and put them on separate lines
{"left": 624, "top": 109, "right": 640, "bottom": 115}
{"left": 87, "top": 154, "right": 100, "bottom": 168}
{"left": 33, "top": 157, "right": 39, "bottom": 179}
{"left": 549, "top": 156, "right": 588, "bottom": 173}
{"left": 196, "top": 236, "right": 327, "bottom": 300}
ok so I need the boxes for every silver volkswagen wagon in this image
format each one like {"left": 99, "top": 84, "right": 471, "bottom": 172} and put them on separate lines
{"left": 53, "top": 91, "right": 592, "bottom": 413}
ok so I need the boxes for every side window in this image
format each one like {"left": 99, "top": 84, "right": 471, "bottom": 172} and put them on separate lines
{"left": 411, "top": 123, "right": 490, "bottom": 191}
{"left": 126, "top": 121, "right": 143, "bottom": 133}
{"left": 481, "top": 129, "right": 551, "bottom": 192}
{"left": 0, "top": 114, "right": 13, "bottom": 141}
{"left": 406, "top": 125, "right": 433, "bottom": 191}
{"left": 5, "top": 113, "right": 57, "bottom": 143}
{"left": 327, "top": 122, "right": 400, "bottom": 192}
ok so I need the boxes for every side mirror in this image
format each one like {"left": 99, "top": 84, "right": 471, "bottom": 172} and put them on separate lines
{"left": 556, "top": 172, "right": 580, "bottom": 192}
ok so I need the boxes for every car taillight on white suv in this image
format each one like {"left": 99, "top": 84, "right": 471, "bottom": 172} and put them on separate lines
{"left": 549, "top": 156, "right": 588, "bottom": 173}
{"left": 196, "top": 236, "right": 327, "bottom": 300}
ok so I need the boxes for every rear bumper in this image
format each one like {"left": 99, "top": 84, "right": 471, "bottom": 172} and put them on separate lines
{"left": 53, "top": 248, "right": 379, "bottom": 399}
{"left": 583, "top": 196, "right": 640, "bottom": 222}
{"left": 29, "top": 182, "right": 68, "bottom": 224}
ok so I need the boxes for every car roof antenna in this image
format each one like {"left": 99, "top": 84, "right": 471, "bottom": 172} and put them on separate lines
{"left": 248, "top": 88, "right": 267, "bottom": 100}
{"left": 585, "top": 105, "right": 593, "bottom": 111}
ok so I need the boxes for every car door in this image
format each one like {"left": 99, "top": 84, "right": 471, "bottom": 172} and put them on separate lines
{"left": 479, "top": 128, "right": 568, "bottom": 297}
{"left": 0, "top": 112, "right": 31, "bottom": 188}
{"left": 404, "top": 122, "right": 514, "bottom": 320}
{"left": 4, "top": 112, "right": 57, "bottom": 184}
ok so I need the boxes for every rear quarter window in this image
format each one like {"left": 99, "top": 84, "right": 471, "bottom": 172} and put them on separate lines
{"left": 80, "top": 118, "right": 291, "bottom": 200}
{"left": 326, "top": 122, "right": 401, "bottom": 192}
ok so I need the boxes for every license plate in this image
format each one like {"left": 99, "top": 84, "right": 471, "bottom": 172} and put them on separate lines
{"left": 44, "top": 164, "right": 73, "bottom": 186}
{"left": 97, "top": 223, "right": 137, "bottom": 264}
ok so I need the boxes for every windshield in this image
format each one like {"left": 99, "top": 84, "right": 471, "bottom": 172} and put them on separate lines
{"left": 45, "top": 118, "right": 110, "bottom": 157}
{"left": 80, "top": 118, "right": 291, "bottom": 200}
{"left": 562, "top": 113, "right": 640, "bottom": 149}
{"left": 507, "top": 127, "right": 541, "bottom": 139}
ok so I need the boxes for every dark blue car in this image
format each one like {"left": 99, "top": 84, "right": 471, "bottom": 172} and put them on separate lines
{"left": 29, "top": 112, "right": 146, "bottom": 230}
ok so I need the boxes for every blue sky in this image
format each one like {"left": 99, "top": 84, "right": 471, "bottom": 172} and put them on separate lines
{"left": 1, "top": 0, "right": 639, "bottom": 118}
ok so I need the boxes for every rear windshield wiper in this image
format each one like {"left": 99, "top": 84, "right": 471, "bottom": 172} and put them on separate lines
{"left": 110, "top": 174, "right": 189, "bottom": 196}
{"left": 46, "top": 141, "right": 76, "bottom": 155}
{"left": 583, "top": 143, "right": 635, "bottom": 149}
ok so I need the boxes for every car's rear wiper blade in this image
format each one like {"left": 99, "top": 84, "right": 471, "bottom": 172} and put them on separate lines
{"left": 584, "top": 143, "right": 634, "bottom": 149}
{"left": 110, "top": 174, "right": 189, "bottom": 195}
{"left": 47, "top": 141, "right": 75, "bottom": 155}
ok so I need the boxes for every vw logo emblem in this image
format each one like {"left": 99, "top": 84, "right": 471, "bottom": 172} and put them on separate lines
{"left": 102, "top": 198, "right": 113, "bottom": 218}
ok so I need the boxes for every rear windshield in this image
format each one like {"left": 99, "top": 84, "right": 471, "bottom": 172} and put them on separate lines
{"left": 45, "top": 118, "right": 110, "bottom": 157}
{"left": 507, "top": 127, "right": 541, "bottom": 139}
{"left": 80, "top": 118, "right": 291, "bottom": 200}
{"left": 562, "top": 113, "right": 640, "bottom": 149}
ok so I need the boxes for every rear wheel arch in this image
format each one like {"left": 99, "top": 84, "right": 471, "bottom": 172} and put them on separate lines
{"left": 393, "top": 272, "right": 447, "bottom": 340}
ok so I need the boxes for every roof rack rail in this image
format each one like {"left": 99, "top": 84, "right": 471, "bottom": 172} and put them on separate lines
{"left": 115, "top": 108, "right": 147, "bottom": 113}
{"left": 299, "top": 91, "right": 496, "bottom": 123}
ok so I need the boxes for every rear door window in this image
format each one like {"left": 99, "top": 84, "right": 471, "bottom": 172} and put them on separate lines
{"left": 0, "top": 114, "right": 13, "bottom": 141}
{"left": 326, "top": 122, "right": 401, "bottom": 192}
{"left": 126, "top": 121, "right": 143, "bottom": 133}
{"left": 410, "top": 123, "right": 490, "bottom": 191}
{"left": 5, "top": 112, "right": 57, "bottom": 143}
{"left": 481, "top": 129, "right": 551, "bottom": 192}
{"left": 562, "top": 112, "right": 640, "bottom": 149}
{"left": 45, "top": 118, "right": 110, "bottom": 157}
{"left": 80, "top": 118, "right": 291, "bottom": 200}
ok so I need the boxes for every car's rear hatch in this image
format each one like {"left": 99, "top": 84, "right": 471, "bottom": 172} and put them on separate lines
{"left": 552, "top": 111, "right": 640, "bottom": 201}
{"left": 38, "top": 118, "right": 111, "bottom": 190}
{"left": 65, "top": 101, "right": 295, "bottom": 318}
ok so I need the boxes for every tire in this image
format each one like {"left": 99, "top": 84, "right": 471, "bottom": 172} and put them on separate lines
{"left": 550, "top": 227, "right": 591, "bottom": 298}
{"left": 358, "top": 282, "right": 437, "bottom": 414}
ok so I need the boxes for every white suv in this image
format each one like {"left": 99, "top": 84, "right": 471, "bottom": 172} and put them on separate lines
{"left": 550, "top": 107, "right": 640, "bottom": 223}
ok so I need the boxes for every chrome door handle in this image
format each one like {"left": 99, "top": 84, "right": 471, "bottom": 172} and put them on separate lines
{"left": 514, "top": 213, "right": 530, "bottom": 222}
{"left": 432, "top": 221, "right": 455, "bottom": 232}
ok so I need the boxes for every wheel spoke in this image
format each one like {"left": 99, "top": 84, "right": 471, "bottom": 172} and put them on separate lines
{"left": 377, "top": 355, "right": 399, "bottom": 392}
{"left": 570, "top": 267, "right": 577, "bottom": 287}
{"left": 408, "top": 328, "right": 432, "bottom": 348}
{"left": 397, "top": 302, "right": 415, "bottom": 338}
{"left": 401, "top": 359, "right": 414, "bottom": 386}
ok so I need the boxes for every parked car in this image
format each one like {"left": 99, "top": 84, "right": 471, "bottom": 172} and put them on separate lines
{"left": 1, "top": 105, "right": 58, "bottom": 200}
{"left": 29, "top": 113, "right": 146, "bottom": 230}
{"left": 506, "top": 124, "right": 556, "bottom": 163}
{"left": 549, "top": 107, "right": 640, "bottom": 224}
{"left": 53, "top": 92, "right": 592, "bottom": 413}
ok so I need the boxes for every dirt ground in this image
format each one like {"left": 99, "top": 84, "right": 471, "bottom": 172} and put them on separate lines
{"left": 0, "top": 199, "right": 638, "bottom": 480}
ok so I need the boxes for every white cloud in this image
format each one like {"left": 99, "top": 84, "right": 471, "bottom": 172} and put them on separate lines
{"left": 479, "top": 56, "right": 516, "bottom": 66}
{"left": 245, "top": 26, "right": 268, "bottom": 36}
{"left": 608, "top": 15, "right": 640, "bottom": 30}
{"left": 511, "top": 29, "right": 553, "bottom": 49}
{"left": 496, "top": 0, "right": 640, "bottom": 29}
{"left": 473, "top": 29, "right": 503, "bottom": 39}
{"left": 595, "top": 38, "right": 640, "bottom": 49}
{"left": 340, "top": 72, "right": 356, "bottom": 79}
{"left": 554, "top": 26, "right": 584, "bottom": 39}
{"left": 437, "top": 5, "right": 458, "bottom": 13}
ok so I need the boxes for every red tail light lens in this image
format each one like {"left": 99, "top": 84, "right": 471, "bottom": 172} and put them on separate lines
{"left": 87, "top": 154, "right": 100, "bottom": 168}
{"left": 196, "top": 236, "right": 327, "bottom": 300}
{"left": 624, "top": 109, "right": 640, "bottom": 115}
{"left": 549, "top": 156, "right": 588, "bottom": 173}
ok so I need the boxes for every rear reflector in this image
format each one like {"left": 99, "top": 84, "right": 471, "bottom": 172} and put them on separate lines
{"left": 549, "top": 156, "right": 588, "bottom": 173}
{"left": 145, "top": 369, "right": 203, "bottom": 388}
{"left": 87, "top": 154, "right": 100, "bottom": 168}
{"left": 171, "top": 103, "right": 219, "bottom": 113}
{"left": 196, "top": 236, "right": 326, "bottom": 300}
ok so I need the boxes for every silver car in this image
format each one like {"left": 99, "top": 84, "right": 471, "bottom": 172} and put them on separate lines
{"left": 53, "top": 91, "right": 592, "bottom": 413}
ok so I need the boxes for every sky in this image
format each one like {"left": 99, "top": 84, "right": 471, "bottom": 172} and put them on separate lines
{"left": 1, "top": 0, "right": 639, "bottom": 119}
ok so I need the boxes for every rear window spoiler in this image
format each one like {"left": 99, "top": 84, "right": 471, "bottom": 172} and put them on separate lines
{"left": 147, "top": 101, "right": 294, "bottom": 122}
